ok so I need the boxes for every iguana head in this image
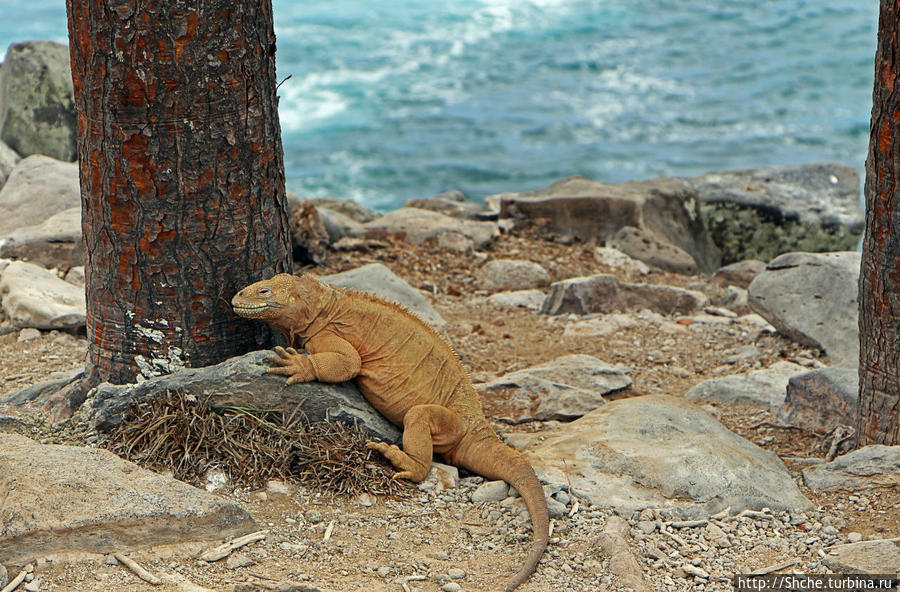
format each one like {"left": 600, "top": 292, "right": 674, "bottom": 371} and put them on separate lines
{"left": 231, "top": 274, "right": 297, "bottom": 320}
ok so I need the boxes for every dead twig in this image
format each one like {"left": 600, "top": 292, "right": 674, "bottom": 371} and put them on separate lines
{"left": 114, "top": 553, "right": 161, "bottom": 585}
{"left": 200, "top": 530, "right": 269, "bottom": 562}
{"left": 0, "top": 566, "right": 28, "bottom": 592}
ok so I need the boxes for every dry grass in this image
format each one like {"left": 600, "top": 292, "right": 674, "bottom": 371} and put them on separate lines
{"left": 103, "top": 390, "right": 410, "bottom": 497}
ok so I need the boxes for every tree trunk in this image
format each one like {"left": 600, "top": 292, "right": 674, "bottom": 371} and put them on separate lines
{"left": 66, "top": 0, "right": 292, "bottom": 387}
{"left": 858, "top": 0, "right": 900, "bottom": 446}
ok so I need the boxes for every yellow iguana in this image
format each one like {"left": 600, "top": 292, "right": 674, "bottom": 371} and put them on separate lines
{"left": 232, "top": 273, "right": 549, "bottom": 592}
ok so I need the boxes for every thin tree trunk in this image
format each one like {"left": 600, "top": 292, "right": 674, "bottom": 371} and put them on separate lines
{"left": 67, "top": 0, "right": 292, "bottom": 387}
{"left": 858, "top": 0, "right": 900, "bottom": 446}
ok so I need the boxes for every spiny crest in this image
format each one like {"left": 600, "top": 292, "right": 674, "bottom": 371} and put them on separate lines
{"left": 326, "top": 282, "right": 466, "bottom": 365}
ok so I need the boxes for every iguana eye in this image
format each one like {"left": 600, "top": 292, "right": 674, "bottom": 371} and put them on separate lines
{"left": 258, "top": 287, "right": 272, "bottom": 297}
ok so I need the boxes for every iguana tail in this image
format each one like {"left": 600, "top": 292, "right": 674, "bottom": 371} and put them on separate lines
{"left": 456, "top": 432, "right": 550, "bottom": 592}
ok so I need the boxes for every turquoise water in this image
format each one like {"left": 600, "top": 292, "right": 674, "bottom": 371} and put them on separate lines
{"left": 0, "top": 1, "right": 878, "bottom": 211}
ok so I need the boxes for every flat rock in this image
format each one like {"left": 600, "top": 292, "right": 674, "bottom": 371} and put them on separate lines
{"left": 0, "top": 41, "right": 76, "bottom": 162}
{"left": 519, "top": 394, "right": 812, "bottom": 517}
{"left": 304, "top": 195, "right": 379, "bottom": 223}
{"left": 608, "top": 225, "right": 697, "bottom": 274}
{"left": 362, "top": 207, "right": 496, "bottom": 249}
{"left": 406, "top": 190, "right": 494, "bottom": 220}
{"left": 481, "top": 354, "right": 631, "bottom": 422}
{"left": 748, "top": 251, "right": 860, "bottom": 367}
{"left": 562, "top": 313, "right": 636, "bottom": 338}
{"left": 0, "top": 433, "right": 257, "bottom": 565}
{"left": 690, "top": 163, "right": 862, "bottom": 263}
{"left": 320, "top": 263, "right": 444, "bottom": 327}
{"left": 778, "top": 367, "right": 858, "bottom": 434}
{"left": 0, "top": 207, "right": 82, "bottom": 268}
{"left": 822, "top": 540, "right": 900, "bottom": 574}
{"left": 684, "top": 361, "right": 807, "bottom": 410}
{"left": 712, "top": 259, "right": 766, "bottom": 289}
{"left": 0, "top": 155, "right": 80, "bottom": 236}
{"left": 90, "top": 350, "right": 400, "bottom": 443}
{"left": 486, "top": 289, "right": 545, "bottom": 311}
{"left": 0, "top": 261, "right": 85, "bottom": 329}
{"left": 476, "top": 259, "right": 550, "bottom": 292}
{"left": 542, "top": 273, "right": 708, "bottom": 316}
{"left": 493, "top": 175, "right": 720, "bottom": 273}
{"left": 802, "top": 445, "right": 900, "bottom": 491}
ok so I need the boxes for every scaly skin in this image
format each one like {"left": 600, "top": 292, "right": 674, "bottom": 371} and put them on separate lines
{"left": 232, "top": 273, "right": 549, "bottom": 592}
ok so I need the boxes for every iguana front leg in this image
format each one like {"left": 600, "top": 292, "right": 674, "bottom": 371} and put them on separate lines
{"left": 267, "top": 333, "right": 362, "bottom": 384}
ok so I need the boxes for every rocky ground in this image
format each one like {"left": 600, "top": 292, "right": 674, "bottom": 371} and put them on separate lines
{"left": 1, "top": 230, "right": 898, "bottom": 592}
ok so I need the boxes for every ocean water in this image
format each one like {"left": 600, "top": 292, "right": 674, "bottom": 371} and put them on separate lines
{"left": 0, "top": 0, "right": 878, "bottom": 211}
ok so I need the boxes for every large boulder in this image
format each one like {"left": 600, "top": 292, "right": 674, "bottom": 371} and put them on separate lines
{"left": 0, "top": 260, "right": 86, "bottom": 329}
{"left": 406, "top": 190, "right": 495, "bottom": 220}
{"left": 689, "top": 163, "right": 862, "bottom": 263}
{"left": 517, "top": 395, "right": 811, "bottom": 517}
{"left": 542, "top": 273, "right": 708, "bottom": 316}
{"left": 0, "top": 206, "right": 82, "bottom": 268}
{"left": 480, "top": 354, "right": 631, "bottom": 423}
{"left": 320, "top": 263, "right": 445, "bottom": 327}
{"left": 0, "top": 154, "right": 80, "bottom": 236}
{"left": 0, "top": 41, "right": 76, "bottom": 162}
{"left": 0, "top": 433, "right": 257, "bottom": 565}
{"left": 493, "top": 175, "right": 721, "bottom": 273}
{"left": 90, "top": 350, "right": 400, "bottom": 444}
{"left": 748, "top": 251, "right": 860, "bottom": 367}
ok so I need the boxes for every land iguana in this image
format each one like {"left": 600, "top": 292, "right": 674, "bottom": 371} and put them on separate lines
{"left": 232, "top": 272, "right": 549, "bottom": 592}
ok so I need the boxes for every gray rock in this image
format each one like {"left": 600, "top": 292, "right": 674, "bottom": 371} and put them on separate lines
{"left": 304, "top": 195, "right": 379, "bottom": 223}
{"left": 690, "top": 163, "right": 862, "bottom": 263}
{"left": 64, "top": 265, "right": 85, "bottom": 287}
{"left": 90, "top": 350, "right": 401, "bottom": 444}
{"left": 593, "top": 246, "right": 650, "bottom": 276}
{"left": 608, "top": 225, "right": 697, "bottom": 274}
{"left": 562, "top": 313, "right": 636, "bottom": 338}
{"left": 0, "top": 368, "right": 84, "bottom": 410}
{"left": 519, "top": 394, "right": 812, "bottom": 516}
{"left": 0, "top": 207, "right": 82, "bottom": 268}
{"left": 802, "top": 445, "right": 900, "bottom": 491}
{"left": 0, "top": 41, "right": 76, "bottom": 161}
{"left": 362, "top": 207, "right": 496, "bottom": 249}
{"left": 0, "top": 155, "right": 79, "bottom": 236}
{"left": 0, "top": 565, "right": 6, "bottom": 588}
{"left": 418, "top": 462, "right": 459, "bottom": 492}
{"left": 712, "top": 259, "right": 766, "bottom": 289}
{"left": 486, "top": 289, "right": 546, "bottom": 311}
{"left": 0, "top": 261, "right": 85, "bottom": 329}
{"left": 320, "top": 263, "right": 445, "bottom": 327}
{"left": 0, "top": 140, "right": 20, "bottom": 188}
{"left": 542, "top": 273, "right": 708, "bottom": 316}
{"left": 477, "top": 259, "right": 550, "bottom": 292}
{"left": 684, "top": 361, "right": 807, "bottom": 410}
{"left": 493, "top": 175, "right": 720, "bottom": 273}
{"left": 315, "top": 207, "right": 366, "bottom": 242}
{"left": 406, "top": 190, "right": 494, "bottom": 220}
{"left": 748, "top": 251, "right": 860, "bottom": 367}
{"left": 0, "top": 433, "right": 256, "bottom": 565}
{"left": 778, "top": 367, "right": 858, "bottom": 434}
{"left": 471, "top": 480, "right": 509, "bottom": 503}
{"left": 482, "top": 354, "right": 631, "bottom": 422}
{"left": 288, "top": 202, "right": 330, "bottom": 265}
{"left": 822, "top": 540, "right": 900, "bottom": 574}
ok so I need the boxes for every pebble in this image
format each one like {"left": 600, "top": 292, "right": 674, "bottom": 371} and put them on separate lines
{"left": 441, "top": 583, "right": 462, "bottom": 592}
{"left": 847, "top": 532, "right": 863, "bottom": 543}
{"left": 447, "top": 568, "right": 466, "bottom": 579}
{"left": 24, "top": 580, "right": 41, "bottom": 592}
{"left": 305, "top": 509, "right": 324, "bottom": 524}
{"left": 104, "top": 555, "right": 118, "bottom": 566}
{"left": 0, "top": 565, "right": 6, "bottom": 589}
{"left": 471, "top": 480, "right": 508, "bottom": 503}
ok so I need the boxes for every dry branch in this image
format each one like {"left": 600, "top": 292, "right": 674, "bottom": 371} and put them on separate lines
{"left": 201, "top": 530, "right": 269, "bottom": 562}
{"left": 114, "top": 553, "right": 161, "bottom": 585}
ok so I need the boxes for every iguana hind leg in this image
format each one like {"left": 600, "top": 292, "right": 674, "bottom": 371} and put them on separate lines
{"left": 367, "top": 404, "right": 465, "bottom": 482}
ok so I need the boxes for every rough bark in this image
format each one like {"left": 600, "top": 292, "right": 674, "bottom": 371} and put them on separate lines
{"left": 66, "top": 0, "right": 292, "bottom": 386}
{"left": 858, "top": 0, "right": 900, "bottom": 446}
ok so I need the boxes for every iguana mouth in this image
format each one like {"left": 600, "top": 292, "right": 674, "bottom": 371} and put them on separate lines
{"left": 233, "top": 302, "right": 271, "bottom": 315}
